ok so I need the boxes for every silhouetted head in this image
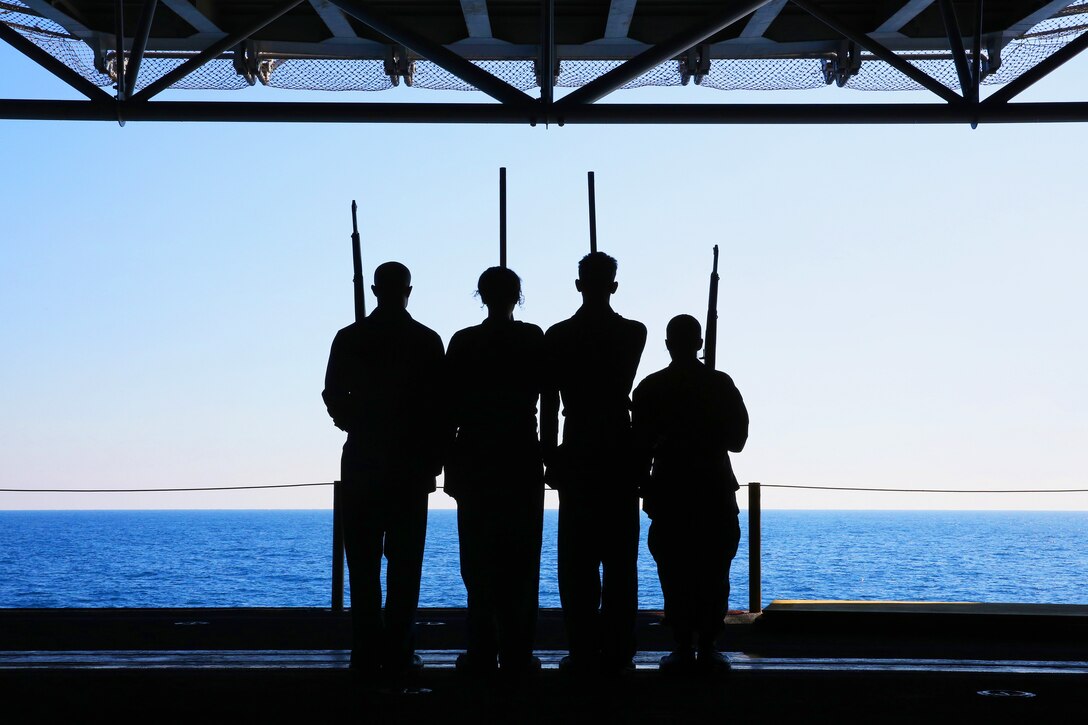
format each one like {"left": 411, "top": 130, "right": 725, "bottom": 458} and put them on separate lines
{"left": 575, "top": 251, "right": 619, "bottom": 306}
{"left": 477, "top": 266, "right": 523, "bottom": 307}
{"left": 476, "top": 266, "right": 522, "bottom": 321}
{"left": 372, "top": 261, "right": 412, "bottom": 309}
{"left": 665, "top": 314, "right": 703, "bottom": 361}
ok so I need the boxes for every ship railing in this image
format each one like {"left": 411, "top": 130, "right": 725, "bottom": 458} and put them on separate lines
{"left": 7, "top": 479, "right": 1085, "bottom": 615}
{"left": 326, "top": 480, "right": 767, "bottom": 614}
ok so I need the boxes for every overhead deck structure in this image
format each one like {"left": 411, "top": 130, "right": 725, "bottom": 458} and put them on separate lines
{"left": 2, "top": 1, "right": 1088, "bottom": 124}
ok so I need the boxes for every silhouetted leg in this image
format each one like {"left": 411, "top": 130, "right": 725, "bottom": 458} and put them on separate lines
{"left": 341, "top": 483, "right": 385, "bottom": 669}
{"left": 649, "top": 517, "right": 685, "bottom": 649}
{"left": 498, "top": 485, "right": 544, "bottom": 672}
{"left": 600, "top": 492, "right": 640, "bottom": 667}
{"left": 458, "top": 494, "right": 498, "bottom": 669}
{"left": 383, "top": 491, "right": 429, "bottom": 672}
{"left": 696, "top": 513, "right": 740, "bottom": 647}
{"left": 558, "top": 489, "right": 601, "bottom": 666}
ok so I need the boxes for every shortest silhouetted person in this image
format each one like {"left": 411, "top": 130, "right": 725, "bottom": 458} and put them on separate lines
{"left": 631, "top": 314, "right": 748, "bottom": 674}
{"left": 445, "top": 267, "right": 545, "bottom": 678}
{"left": 322, "top": 261, "right": 445, "bottom": 678}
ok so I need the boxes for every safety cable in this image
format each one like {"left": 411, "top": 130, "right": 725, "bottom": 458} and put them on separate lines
{"left": 2, "top": 482, "right": 1087, "bottom": 494}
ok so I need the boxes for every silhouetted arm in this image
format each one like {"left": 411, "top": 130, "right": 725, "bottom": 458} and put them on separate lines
{"left": 629, "top": 381, "right": 656, "bottom": 493}
{"left": 723, "top": 376, "right": 749, "bottom": 453}
{"left": 621, "top": 320, "right": 649, "bottom": 395}
{"left": 423, "top": 329, "right": 448, "bottom": 478}
{"left": 540, "top": 388, "right": 560, "bottom": 462}
{"left": 322, "top": 329, "right": 353, "bottom": 431}
{"left": 540, "top": 330, "right": 560, "bottom": 466}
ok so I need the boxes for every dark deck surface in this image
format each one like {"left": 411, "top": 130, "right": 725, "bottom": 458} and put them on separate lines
{"left": 2, "top": 603, "right": 1086, "bottom": 723}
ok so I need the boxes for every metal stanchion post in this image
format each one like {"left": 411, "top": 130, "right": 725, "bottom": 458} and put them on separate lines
{"left": 748, "top": 481, "right": 761, "bottom": 613}
{"left": 331, "top": 479, "right": 345, "bottom": 611}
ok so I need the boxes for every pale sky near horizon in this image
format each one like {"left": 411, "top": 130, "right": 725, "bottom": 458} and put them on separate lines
{"left": 1, "top": 40, "right": 1086, "bottom": 511}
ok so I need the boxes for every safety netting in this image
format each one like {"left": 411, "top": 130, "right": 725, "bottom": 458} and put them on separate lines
{"left": 2, "top": 0, "right": 1086, "bottom": 96}
{"left": 1, "top": 0, "right": 109, "bottom": 86}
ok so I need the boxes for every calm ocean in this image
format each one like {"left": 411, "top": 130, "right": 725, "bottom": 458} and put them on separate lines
{"left": 1, "top": 510, "right": 1085, "bottom": 609}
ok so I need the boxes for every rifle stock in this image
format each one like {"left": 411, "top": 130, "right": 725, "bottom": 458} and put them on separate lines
{"left": 351, "top": 200, "right": 366, "bottom": 322}
{"left": 705, "top": 244, "right": 719, "bottom": 370}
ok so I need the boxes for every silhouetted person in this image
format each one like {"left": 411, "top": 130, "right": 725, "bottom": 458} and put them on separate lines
{"left": 322, "top": 261, "right": 444, "bottom": 677}
{"left": 632, "top": 314, "right": 748, "bottom": 674}
{"left": 445, "top": 267, "right": 545, "bottom": 678}
{"left": 541, "top": 251, "right": 647, "bottom": 676}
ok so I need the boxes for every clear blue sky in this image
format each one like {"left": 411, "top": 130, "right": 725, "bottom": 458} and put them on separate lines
{"left": 1, "top": 41, "right": 1085, "bottom": 510}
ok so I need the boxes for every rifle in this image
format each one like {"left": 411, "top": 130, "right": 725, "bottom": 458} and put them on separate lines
{"left": 350, "top": 200, "right": 366, "bottom": 322}
{"left": 587, "top": 170, "right": 597, "bottom": 253}
{"left": 334, "top": 201, "right": 366, "bottom": 610}
{"left": 704, "top": 244, "right": 719, "bottom": 371}
{"left": 499, "top": 167, "right": 508, "bottom": 267}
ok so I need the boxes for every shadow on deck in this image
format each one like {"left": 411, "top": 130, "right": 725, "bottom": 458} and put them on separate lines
{"left": 2, "top": 602, "right": 1086, "bottom": 723}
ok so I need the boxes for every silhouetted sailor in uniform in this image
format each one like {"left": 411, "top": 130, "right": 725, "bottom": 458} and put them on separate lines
{"left": 542, "top": 252, "right": 647, "bottom": 675}
{"left": 632, "top": 314, "right": 748, "bottom": 673}
{"left": 445, "top": 266, "right": 545, "bottom": 678}
{"left": 322, "top": 261, "right": 445, "bottom": 677}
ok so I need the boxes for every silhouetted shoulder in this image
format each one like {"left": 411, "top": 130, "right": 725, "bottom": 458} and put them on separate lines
{"left": 446, "top": 324, "right": 479, "bottom": 357}
{"left": 521, "top": 321, "right": 545, "bottom": 338}
{"left": 710, "top": 369, "right": 744, "bottom": 407}
{"left": 420, "top": 322, "right": 445, "bottom": 354}
{"left": 516, "top": 321, "right": 546, "bottom": 349}
{"left": 543, "top": 316, "right": 573, "bottom": 341}
{"left": 624, "top": 316, "right": 648, "bottom": 339}
{"left": 401, "top": 316, "right": 443, "bottom": 348}
{"left": 329, "top": 321, "right": 360, "bottom": 347}
{"left": 633, "top": 365, "right": 671, "bottom": 393}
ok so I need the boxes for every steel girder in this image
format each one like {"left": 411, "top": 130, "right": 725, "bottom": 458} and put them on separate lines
{"left": 1, "top": 0, "right": 1087, "bottom": 126}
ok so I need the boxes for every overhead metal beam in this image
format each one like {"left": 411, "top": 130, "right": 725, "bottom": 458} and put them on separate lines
{"left": 541, "top": 0, "right": 554, "bottom": 104}
{"left": 1003, "top": 0, "right": 1073, "bottom": 40}
{"left": 937, "top": 0, "right": 973, "bottom": 102}
{"left": 876, "top": 0, "right": 934, "bottom": 34}
{"left": 556, "top": 0, "right": 774, "bottom": 110}
{"left": 309, "top": 0, "right": 356, "bottom": 38}
{"left": 971, "top": 0, "right": 983, "bottom": 100}
{"left": 327, "top": 0, "right": 535, "bottom": 107}
{"left": 459, "top": 0, "right": 492, "bottom": 39}
{"left": 125, "top": 0, "right": 160, "bottom": 94}
{"left": 790, "top": 0, "right": 964, "bottom": 104}
{"left": 5, "top": 99, "right": 1088, "bottom": 124}
{"left": 740, "top": 0, "right": 787, "bottom": 39}
{"left": 0, "top": 18, "right": 113, "bottom": 101}
{"left": 604, "top": 0, "right": 638, "bottom": 39}
{"left": 14, "top": 0, "right": 94, "bottom": 44}
{"left": 161, "top": 0, "right": 219, "bottom": 34}
{"left": 16, "top": 0, "right": 94, "bottom": 39}
{"left": 130, "top": 0, "right": 304, "bottom": 101}
{"left": 982, "top": 22, "right": 1088, "bottom": 105}
{"left": 113, "top": 0, "right": 126, "bottom": 99}
{"left": 130, "top": 34, "right": 970, "bottom": 60}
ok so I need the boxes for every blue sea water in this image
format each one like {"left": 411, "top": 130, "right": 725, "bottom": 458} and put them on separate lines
{"left": 0, "top": 510, "right": 1085, "bottom": 609}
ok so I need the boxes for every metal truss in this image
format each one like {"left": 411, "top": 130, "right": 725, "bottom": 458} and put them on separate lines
{"left": 2, "top": 0, "right": 1088, "bottom": 125}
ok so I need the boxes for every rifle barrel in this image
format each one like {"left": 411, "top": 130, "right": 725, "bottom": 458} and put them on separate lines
{"left": 351, "top": 200, "right": 366, "bottom": 321}
{"left": 499, "top": 167, "right": 507, "bottom": 268}
{"left": 587, "top": 171, "right": 597, "bottom": 253}
{"left": 705, "top": 244, "right": 720, "bottom": 371}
